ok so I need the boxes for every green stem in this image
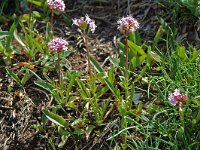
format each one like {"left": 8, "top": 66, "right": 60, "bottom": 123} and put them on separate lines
{"left": 121, "top": 116, "right": 127, "bottom": 148}
{"left": 179, "top": 102, "right": 184, "bottom": 123}
{"left": 125, "top": 35, "right": 128, "bottom": 79}
{"left": 124, "top": 35, "right": 129, "bottom": 101}
{"left": 29, "top": 3, "right": 32, "bottom": 29}
{"left": 58, "top": 52, "right": 61, "bottom": 85}
{"left": 85, "top": 34, "right": 91, "bottom": 75}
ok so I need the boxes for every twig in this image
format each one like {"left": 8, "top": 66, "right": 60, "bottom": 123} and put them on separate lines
{"left": 0, "top": 105, "right": 13, "bottom": 110}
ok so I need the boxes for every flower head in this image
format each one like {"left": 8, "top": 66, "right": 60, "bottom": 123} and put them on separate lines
{"left": 72, "top": 14, "right": 96, "bottom": 33}
{"left": 168, "top": 89, "right": 187, "bottom": 106}
{"left": 47, "top": 0, "right": 65, "bottom": 12}
{"left": 117, "top": 15, "right": 139, "bottom": 36}
{"left": 48, "top": 37, "right": 68, "bottom": 52}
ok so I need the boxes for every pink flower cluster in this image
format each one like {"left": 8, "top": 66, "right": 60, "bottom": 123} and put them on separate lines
{"left": 48, "top": 37, "right": 68, "bottom": 52}
{"left": 168, "top": 89, "right": 187, "bottom": 106}
{"left": 72, "top": 14, "right": 96, "bottom": 33}
{"left": 47, "top": 0, "right": 65, "bottom": 12}
{"left": 117, "top": 15, "right": 139, "bottom": 35}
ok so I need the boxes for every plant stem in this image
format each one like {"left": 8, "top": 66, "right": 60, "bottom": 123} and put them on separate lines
{"left": 179, "top": 102, "right": 184, "bottom": 122}
{"left": 121, "top": 116, "right": 127, "bottom": 148}
{"left": 29, "top": 3, "right": 32, "bottom": 29}
{"left": 50, "top": 11, "right": 54, "bottom": 32}
{"left": 85, "top": 34, "right": 91, "bottom": 75}
{"left": 124, "top": 35, "right": 129, "bottom": 101}
{"left": 58, "top": 52, "right": 61, "bottom": 84}
{"left": 125, "top": 35, "right": 128, "bottom": 80}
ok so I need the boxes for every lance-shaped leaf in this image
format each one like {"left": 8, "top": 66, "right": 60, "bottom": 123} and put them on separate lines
{"left": 128, "top": 40, "right": 146, "bottom": 56}
{"left": 43, "top": 109, "right": 68, "bottom": 128}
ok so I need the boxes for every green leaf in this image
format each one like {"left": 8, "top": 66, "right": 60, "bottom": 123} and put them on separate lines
{"left": 58, "top": 135, "right": 69, "bottom": 148}
{"left": 66, "top": 72, "right": 78, "bottom": 100}
{"left": 74, "top": 128, "right": 84, "bottom": 135}
{"left": 35, "top": 79, "right": 62, "bottom": 104}
{"left": 139, "top": 55, "right": 147, "bottom": 64}
{"left": 118, "top": 42, "right": 125, "bottom": 51}
{"left": 32, "top": 11, "right": 42, "bottom": 19}
{"left": 34, "top": 80, "right": 55, "bottom": 93}
{"left": 152, "top": 26, "right": 162, "bottom": 50}
{"left": 85, "top": 125, "right": 95, "bottom": 140}
{"left": 58, "top": 126, "right": 70, "bottom": 136}
{"left": 149, "top": 51, "right": 161, "bottom": 63}
{"left": 14, "top": 30, "right": 26, "bottom": 47}
{"left": 90, "top": 55, "right": 105, "bottom": 73}
{"left": 71, "top": 118, "right": 86, "bottom": 128}
{"left": 6, "top": 21, "right": 17, "bottom": 50}
{"left": 42, "top": 113, "right": 48, "bottom": 125}
{"left": 48, "top": 137, "right": 56, "bottom": 150}
{"left": 118, "top": 42, "right": 126, "bottom": 67}
{"left": 134, "top": 66, "right": 147, "bottom": 83}
{"left": 192, "top": 96, "right": 200, "bottom": 107}
{"left": 18, "top": 14, "right": 30, "bottom": 22}
{"left": 21, "top": 71, "right": 33, "bottom": 86}
{"left": 6, "top": 69, "right": 21, "bottom": 85}
{"left": 96, "top": 86, "right": 109, "bottom": 98}
{"left": 43, "top": 109, "right": 68, "bottom": 128}
{"left": 176, "top": 46, "right": 188, "bottom": 61}
{"left": 130, "top": 57, "right": 137, "bottom": 70}
{"left": 190, "top": 49, "right": 200, "bottom": 62}
{"left": 108, "top": 66, "right": 115, "bottom": 83}
{"left": 104, "top": 78, "right": 120, "bottom": 100}
{"left": 136, "top": 101, "right": 143, "bottom": 115}
{"left": 128, "top": 40, "right": 146, "bottom": 56}
{"left": 76, "top": 79, "right": 91, "bottom": 99}
{"left": 27, "top": 0, "right": 44, "bottom": 7}
{"left": 0, "top": 31, "right": 10, "bottom": 39}
{"left": 66, "top": 96, "right": 77, "bottom": 108}
{"left": 32, "top": 124, "right": 45, "bottom": 134}
{"left": 109, "top": 57, "right": 119, "bottom": 68}
{"left": 129, "top": 31, "right": 141, "bottom": 45}
{"left": 51, "top": 90, "right": 62, "bottom": 104}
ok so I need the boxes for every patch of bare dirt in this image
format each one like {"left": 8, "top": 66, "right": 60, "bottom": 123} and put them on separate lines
{"left": 0, "top": 68, "right": 49, "bottom": 149}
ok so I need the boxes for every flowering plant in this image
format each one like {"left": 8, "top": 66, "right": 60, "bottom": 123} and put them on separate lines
{"left": 47, "top": 0, "right": 65, "bottom": 12}
{"left": 168, "top": 89, "right": 187, "bottom": 106}
{"left": 72, "top": 14, "right": 96, "bottom": 33}
{"left": 48, "top": 37, "right": 68, "bottom": 83}
{"left": 72, "top": 15, "right": 97, "bottom": 74}
{"left": 117, "top": 15, "right": 139, "bottom": 86}
{"left": 117, "top": 15, "right": 139, "bottom": 36}
{"left": 168, "top": 89, "right": 187, "bottom": 114}
{"left": 48, "top": 37, "right": 68, "bottom": 52}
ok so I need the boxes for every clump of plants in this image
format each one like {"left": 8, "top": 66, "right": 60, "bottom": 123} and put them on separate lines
{"left": 0, "top": 0, "right": 200, "bottom": 149}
